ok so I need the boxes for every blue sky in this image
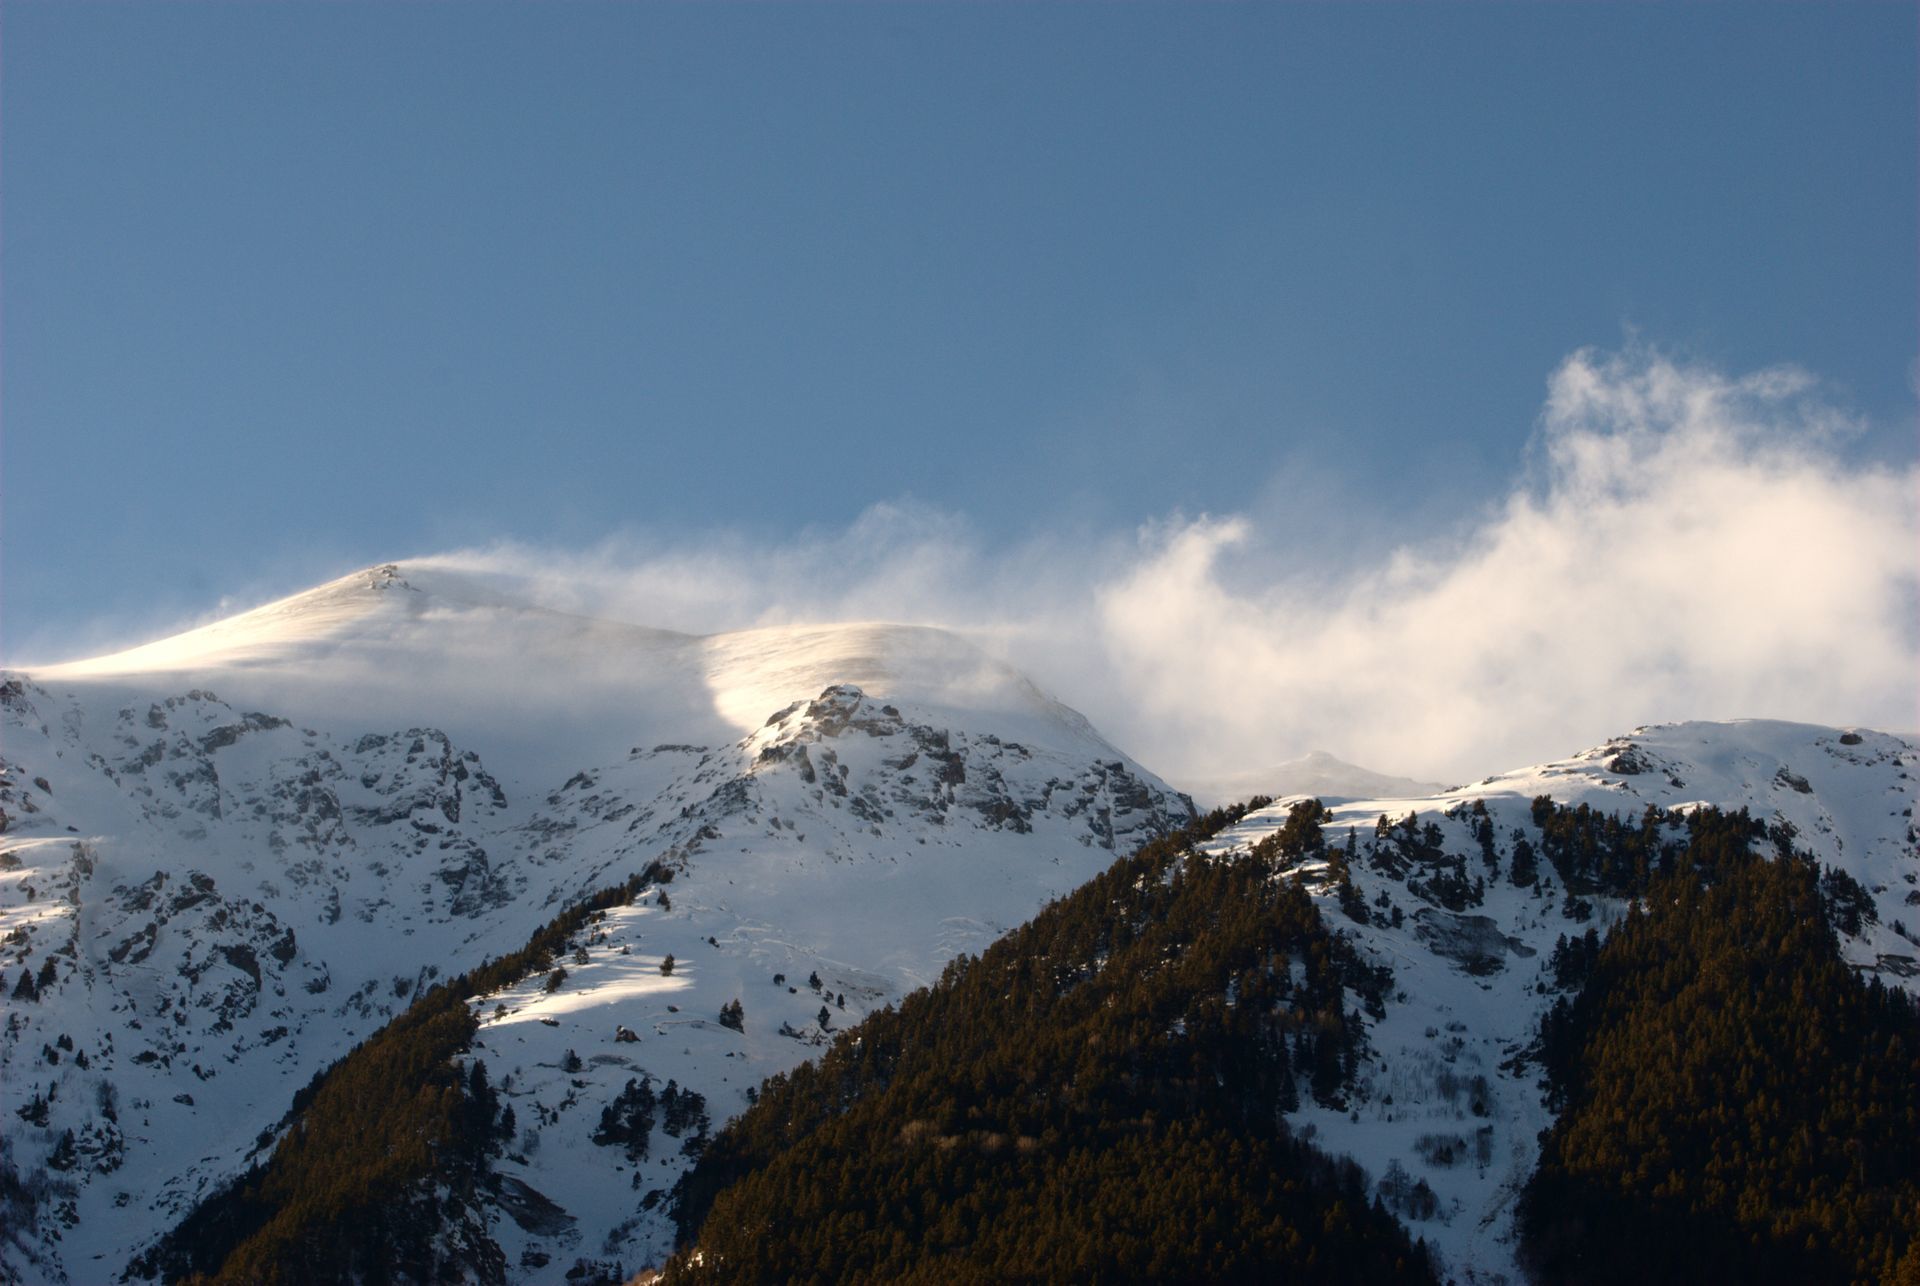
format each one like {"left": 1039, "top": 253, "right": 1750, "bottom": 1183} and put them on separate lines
{"left": 3, "top": 1, "right": 1915, "bottom": 668}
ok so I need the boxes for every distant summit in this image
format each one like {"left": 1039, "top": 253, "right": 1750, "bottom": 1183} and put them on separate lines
{"left": 1187, "top": 749, "right": 1445, "bottom": 808}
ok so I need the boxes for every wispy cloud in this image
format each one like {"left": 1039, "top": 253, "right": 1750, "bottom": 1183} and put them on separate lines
{"left": 1094, "top": 349, "right": 1916, "bottom": 782}
{"left": 421, "top": 346, "right": 1917, "bottom": 786}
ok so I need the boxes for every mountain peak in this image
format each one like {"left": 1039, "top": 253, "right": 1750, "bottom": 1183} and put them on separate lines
{"left": 357, "top": 561, "right": 413, "bottom": 591}
{"left": 20, "top": 562, "right": 1140, "bottom": 817}
{"left": 1186, "top": 750, "right": 1447, "bottom": 809}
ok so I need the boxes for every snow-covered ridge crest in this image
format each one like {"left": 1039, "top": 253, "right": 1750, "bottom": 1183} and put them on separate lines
{"left": 28, "top": 561, "right": 1113, "bottom": 790}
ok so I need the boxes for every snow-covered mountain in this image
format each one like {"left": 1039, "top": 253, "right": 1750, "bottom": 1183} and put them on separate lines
{"left": 0, "top": 564, "right": 1193, "bottom": 1283}
{"left": 5, "top": 563, "right": 1914, "bottom": 1284}
{"left": 1197, "top": 718, "right": 1918, "bottom": 1283}
{"left": 28, "top": 562, "right": 1113, "bottom": 791}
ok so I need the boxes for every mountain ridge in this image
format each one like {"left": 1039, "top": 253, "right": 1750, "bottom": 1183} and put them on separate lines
{"left": 25, "top": 562, "right": 1121, "bottom": 791}
{"left": 2, "top": 566, "right": 1914, "bottom": 1283}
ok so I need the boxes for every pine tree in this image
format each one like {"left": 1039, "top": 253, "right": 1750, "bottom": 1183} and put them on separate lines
{"left": 1510, "top": 832, "right": 1538, "bottom": 888}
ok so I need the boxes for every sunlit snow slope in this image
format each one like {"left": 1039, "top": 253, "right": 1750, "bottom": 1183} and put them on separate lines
{"left": 0, "top": 564, "right": 1192, "bottom": 1284}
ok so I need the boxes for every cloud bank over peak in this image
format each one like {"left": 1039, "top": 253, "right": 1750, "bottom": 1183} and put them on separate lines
{"left": 417, "top": 347, "right": 1917, "bottom": 787}
{"left": 46, "top": 346, "right": 1913, "bottom": 793}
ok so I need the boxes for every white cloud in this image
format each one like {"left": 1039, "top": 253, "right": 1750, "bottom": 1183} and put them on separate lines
{"left": 41, "top": 346, "right": 1918, "bottom": 791}
{"left": 1088, "top": 347, "right": 1918, "bottom": 782}
{"left": 426, "top": 347, "right": 1917, "bottom": 786}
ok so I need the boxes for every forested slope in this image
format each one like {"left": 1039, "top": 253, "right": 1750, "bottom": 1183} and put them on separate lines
{"left": 665, "top": 801, "right": 1435, "bottom": 1284}
{"left": 1521, "top": 816, "right": 1920, "bottom": 1284}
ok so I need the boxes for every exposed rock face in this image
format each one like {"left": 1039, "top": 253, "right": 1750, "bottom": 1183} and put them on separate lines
{"left": 1411, "top": 908, "right": 1537, "bottom": 975}
{"left": 738, "top": 685, "right": 1186, "bottom": 855}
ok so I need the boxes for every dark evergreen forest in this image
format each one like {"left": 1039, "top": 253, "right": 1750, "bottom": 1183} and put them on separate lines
{"left": 1520, "top": 812, "right": 1920, "bottom": 1285}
